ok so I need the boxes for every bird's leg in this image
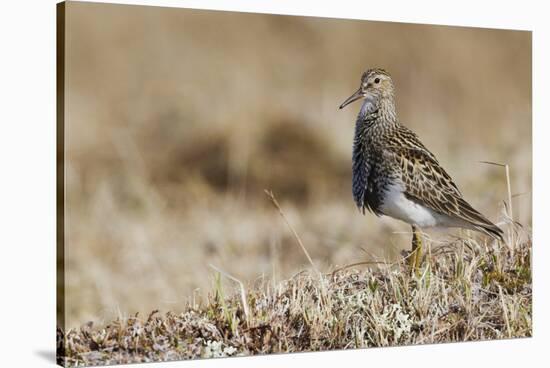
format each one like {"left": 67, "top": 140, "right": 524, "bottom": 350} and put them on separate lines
{"left": 409, "top": 225, "right": 423, "bottom": 273}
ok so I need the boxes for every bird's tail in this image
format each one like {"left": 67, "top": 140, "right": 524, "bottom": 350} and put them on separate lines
{"left": 471, "top": 222, "right": 505, "bottom": 241}
{"left": 456, "top": 197, "right": 504, "bottom": 241}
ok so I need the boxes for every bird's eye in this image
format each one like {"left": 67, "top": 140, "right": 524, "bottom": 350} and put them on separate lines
{"left": 374, "top": 78, "right": 380, "bottom": 84}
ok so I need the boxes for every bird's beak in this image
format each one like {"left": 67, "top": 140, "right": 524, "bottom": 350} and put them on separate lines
{"left": 339, "top": 87, "right": 364, "bottom": 109}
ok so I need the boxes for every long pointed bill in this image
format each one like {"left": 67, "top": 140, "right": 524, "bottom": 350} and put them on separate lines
{"left": 339, "top": 87, "right": 364, "bottom": 109}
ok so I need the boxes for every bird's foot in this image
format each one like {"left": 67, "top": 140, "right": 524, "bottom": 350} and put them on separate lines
{"left": 404, "top": 227, "right": 423, "bottom": 276}
{"left": 401, "top": 249, "right": 421, "bottom": 274}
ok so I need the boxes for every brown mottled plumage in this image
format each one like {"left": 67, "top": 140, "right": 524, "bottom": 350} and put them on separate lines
{"left": 339, "top": 68, "right": 503, "bottom": 270}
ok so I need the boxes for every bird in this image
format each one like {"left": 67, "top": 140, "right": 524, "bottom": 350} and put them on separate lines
{"left": 338, "top": 68, "right": 503, "bottom": 271}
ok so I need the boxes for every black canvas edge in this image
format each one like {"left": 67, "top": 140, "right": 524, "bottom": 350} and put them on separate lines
{"left": 56, "top": 2, "right": 66, "bottom": 367}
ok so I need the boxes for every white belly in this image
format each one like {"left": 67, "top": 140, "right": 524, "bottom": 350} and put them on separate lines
{"left": 380, "top": 183, "right": 462, "bottom": 228}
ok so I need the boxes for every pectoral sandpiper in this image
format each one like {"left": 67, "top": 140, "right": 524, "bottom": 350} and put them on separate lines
{"left": 339, "top": 68, "right": 503, "bottom": 271}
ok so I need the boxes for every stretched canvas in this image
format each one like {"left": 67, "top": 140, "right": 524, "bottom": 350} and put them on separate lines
{"left": 56, "top": 1, "right": 532, "bottom": 366}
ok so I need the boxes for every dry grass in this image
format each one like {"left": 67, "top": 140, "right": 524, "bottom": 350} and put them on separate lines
{"left": 58, "top": 221, "right": 531, "bottom": 367}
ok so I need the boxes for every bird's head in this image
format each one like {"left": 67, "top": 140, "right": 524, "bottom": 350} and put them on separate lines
{"left": 339, "top": 68, "right": 394, "bottom": 110}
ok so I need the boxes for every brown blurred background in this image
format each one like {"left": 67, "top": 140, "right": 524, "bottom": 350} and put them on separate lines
{"left": 63, "top": 2, "right": 531, "bottom": 328}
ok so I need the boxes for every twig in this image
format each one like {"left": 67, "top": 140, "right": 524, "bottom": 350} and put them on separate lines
{"left": 479, "top": 161, "right": 513, "bottom": 221}
{"left": 209, "top": 264, "right": 250, "bottom": 326}
{"left": 264, "top": 190, "right": 319, "bottom": 274}
{"left": 479, "top": 160, "right": 515, "bottom": 248}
